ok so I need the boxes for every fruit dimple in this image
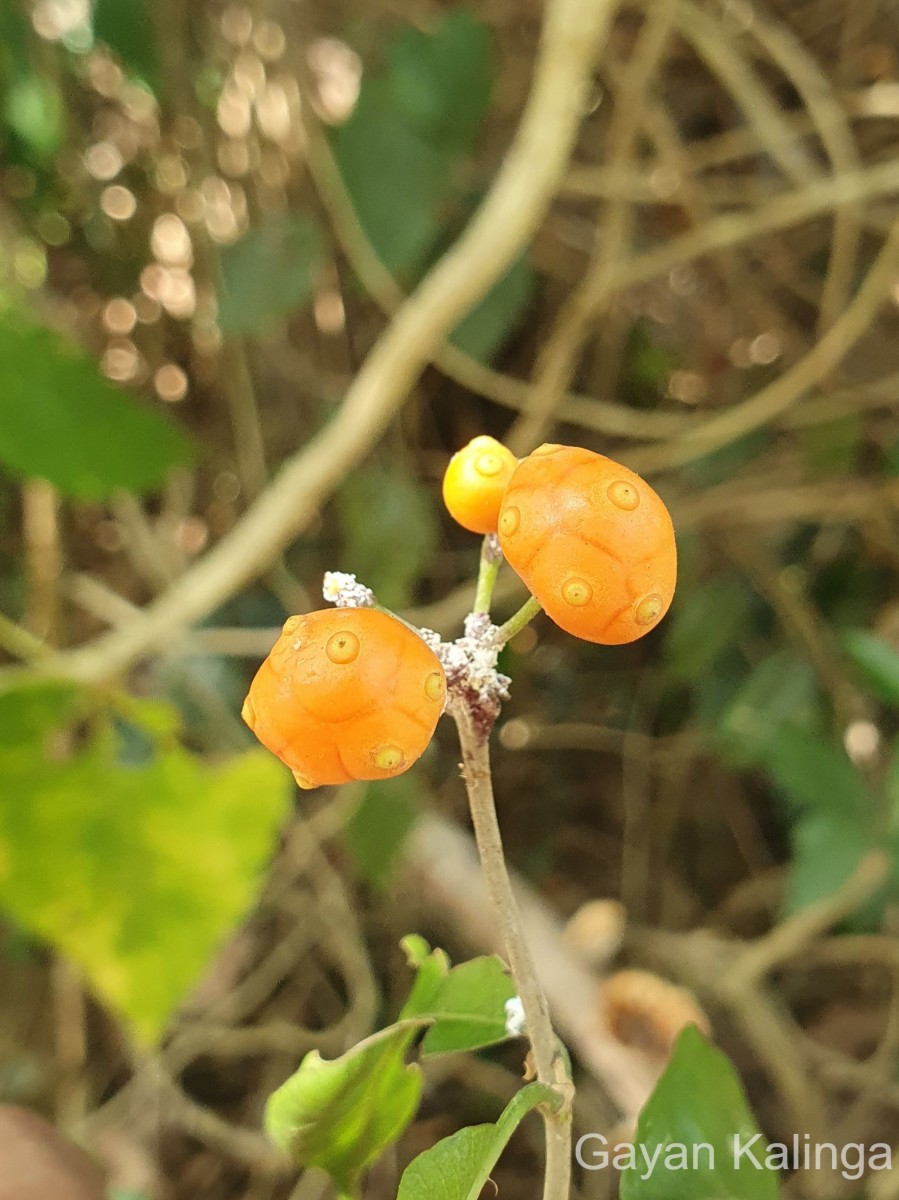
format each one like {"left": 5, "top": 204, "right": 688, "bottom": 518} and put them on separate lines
{"left": 499, "top": 506, "right": 520, "bottom": 536}
{"left": 635, "top": 594, "right": 663, "bottom": 626}
{"left": 562, "top": 577, "right": 593, "bottom": 607}
{"left": 474, "top": 452, "right": 504, "bottom": 477}
{"left": 607, "top": 480, "right": 640, "bottom": 511}
{"left": 373, "top": 744, "right": 405, "bottom": 771}
{"left": 425, "top": 671, "right": 445, "bottom": 702}
{"left": 326, "top": 630, "right": 360, "bottom": 664}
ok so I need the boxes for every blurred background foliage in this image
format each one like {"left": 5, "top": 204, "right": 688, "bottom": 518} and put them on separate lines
{"left": 2, "top": 0, "right": 899, "bottom": 1195}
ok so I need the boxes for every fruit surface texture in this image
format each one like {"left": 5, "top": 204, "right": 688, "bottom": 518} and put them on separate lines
{"left": 242, "top": 608, "right": 446, "bottom": 788}
{"left": 442, "top": 435, "right": 518, "bottom": 534}
{"left": 498, "top": 444, "right": 676, "bottom": 644}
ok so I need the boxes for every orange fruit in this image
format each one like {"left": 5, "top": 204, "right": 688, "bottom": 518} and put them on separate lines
{"left": 242, "top": 608, "right": 446, "bottom": 788}
{"left": 497, "top": 444, "right": 676, "bottom": 644}
{"left": 442, "top": 435, "right": 519, "bottom": 535}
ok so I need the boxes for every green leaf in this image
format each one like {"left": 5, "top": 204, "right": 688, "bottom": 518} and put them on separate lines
{"left": 785, "top": 811, "right": 883, "bottom": 926}
{"left": 685, "top": 429, "right": 768, "bottom": 488}
{"left": 664, "top": 579, "right": 756, "bottom": 683}
{"left": 0, "top": 682, "right": 290, "bottom": 1043}
{"left": 265, "top": 1022, "right": 424, "bottom": 1192}
{"left": 801, "top": 412, "right": 862, "bottom": 478}
{"left": 759, "top": 727, "right": 886, "bottom": 926}
{"left": 397, "top": 1082, "right": 556, "bottom": 1200}
{"left": 4, "top": 76, "right": 63, "bottom": 159}
{"left": 716, "top": 653, "right": 821, "bottom": 767}
{"left": 332, "top": 80, "right": 451, "bottom": 280}
{"left": 760, "top": 726, "right": 874, "bottom": 821}
{"left": 345, "top": 777, "right": 419, "bottom": 891}
{"left": 401, "top": 950, "right": 516, "bottom": 1055}
{"left": 0, "top": 316, "right": 193, "bottom": 498}
{"left": 399, "top": 935, "right": 452, "bottom": 1014}
{"left": 337, "top": 464, "right": 436, "bottom": 608}
{"left": 332, "top": 13, "right": 494, "bottom": 280}
{"left": 621, "top": 1025, "right": 779, "bottom": 1200}
{"left": 450, "top": 255, "right": 536, "bottom": 363}
{"left": 841, "top": 629, "right": 899, "bottom": 707}
{"left": 92, "top": 0, "right": 160, "bottom": 90}
{"left": 217, "top": 216, "right": 324, "bottom": 335}
{"left": 388, "top": 11, "right": 493, "bottom": 151}
{"left": 618, "top": 318, "right": 679, "bottom": 410}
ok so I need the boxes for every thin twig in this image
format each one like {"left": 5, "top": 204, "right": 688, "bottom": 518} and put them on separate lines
{"left": 728, "top": 850, "right": 890, "bottom": 989}
{"left": 630, "top": 219, "right": 899, "bottom": 472}
{"left": 510, "top": 0, "right": 678, "bottom": 453}
{"left": 0, "top": 612, "right": 48, "bottom": 662}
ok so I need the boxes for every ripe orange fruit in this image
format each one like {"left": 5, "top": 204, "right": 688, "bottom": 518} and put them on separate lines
{"left": 442, "top": 435, "right": 519, "bottom": 535}
{"left": 497, "top": 444, "right": 676, "bottom": 644}
{"left": 242, "top": 608, "right": 446, "bottom": 788}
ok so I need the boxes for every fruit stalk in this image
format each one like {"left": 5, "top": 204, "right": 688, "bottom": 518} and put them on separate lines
{"left": 495, "top": 595, "right": 543, "bottom": 646}
{"left": 473, "top": 534, "right": 503, "bottom": 615}
{"left": 450, "top": 699, "right": 572, "bottom": 1200}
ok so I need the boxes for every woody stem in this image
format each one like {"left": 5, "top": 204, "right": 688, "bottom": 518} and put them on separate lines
{"left": 451, "top": 700, "right": 571, "bottom": 1200}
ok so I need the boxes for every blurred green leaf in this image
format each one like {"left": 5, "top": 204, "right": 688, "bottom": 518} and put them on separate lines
{"left": 785, "top": 810, "right": 882, "bottom": 926}
{"left": 620, "top": 320, "right": 678, "bottom": 409}
{"left": 0, "top": 4, "right": 29, "bottom": 66}
{"left": 685, "top": 429, "right": 768, "bottom": 487}
{"left": 664, "top": 579, "right": 755, "bottom": 683}
{"left": 801, "top": 412, "right": 862, "bottom": 478}
{"left": 450, "top": 255, "right": 536, "bottom": 363}
{"left": 840, "top": 629, "right": 899, "bottom": 707}
{"left": 760, "top": 726, "right": 874, "bottom": 821}
{"left": 4, "top": 76, "right": 63, "bottom": 159}
{"left": 0, "top": 316, "right": 193, "bottom": 498}
{"left": 388, "top": 10, "right": 493, "bottom": 151}
{"left": 621, "top": 1025, "right": 778, "bottom": 1200}
{"left": 887, "top": 738, "right": 899, "bottom": 824}
{"left": 397, "top": 1082, "right": 555, "bottom": 1200}
{"left": 345, "top": 776, "right": 420, "bottom": 891}
{"left": 333, "top": 81, "right": 452, "bottom": 280}
{"left": 338, "top": 463, "right": 436, "bottom": 608}
{"left": 716, "top": 652, "right": 821, "bottom": 767}
{"left": 333, "top": 12, "right": 494, "bottom": 280}
{"left": 92, "top": 0, "right": 159, "bottom": 90}
{"left": 401, "top": 948, "right": 516, "bottom": 1055}
{"left": 265, "top": 1022, "right": 423, "bottom": 1192}
{"left": 0, "top": 682, "right": 290, "bottom": 1042}
{"left": 217, "top": 216, "right": 324, "bottom": 335}
{"left": 760, "top": 726, "right": 886, "bottom": 926}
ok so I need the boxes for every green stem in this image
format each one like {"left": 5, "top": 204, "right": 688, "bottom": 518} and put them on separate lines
{"left": 473, "top": 535, "right": 502, "bottom": 615}
{"left": 494, "top": 595, "right": 542, "bottom": 645}
{"left": 0, "top": 612, "right": 48, "bottom": 663}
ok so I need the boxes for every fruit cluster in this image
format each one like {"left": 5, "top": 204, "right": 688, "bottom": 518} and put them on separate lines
{"left": 242, "top": 437, "right": 676, "bottom": 787}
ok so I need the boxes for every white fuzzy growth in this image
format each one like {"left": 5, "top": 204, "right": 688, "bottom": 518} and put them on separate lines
{"left": 322, "top": 571, "right": 375, "bottom": 608}
{"left": 423, "top": 613, "right": 510, "bottom": 711}
{"left": 505, "top": 995, "right": 527, "bottom": 1037}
